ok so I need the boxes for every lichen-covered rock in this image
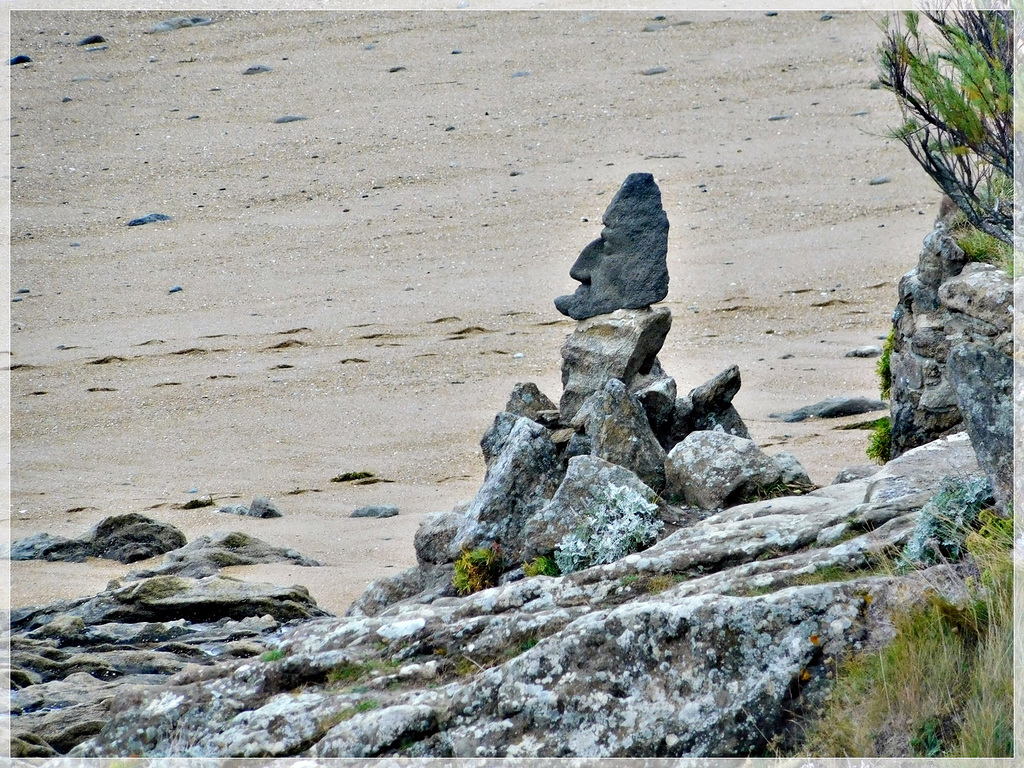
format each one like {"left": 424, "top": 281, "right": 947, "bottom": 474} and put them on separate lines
{"left": 414, "top": 509, "right": 465, "bottom": 566}
{"left": 772, "top": 451, "right": 813, "bottom": 487}
{"left": 449, "top": 416, "right": 563, "bottom": 561}
{"left": 946, "top": 342, "right": 1014, "bottom": 514}
{"left": 559, "top": 306, "right": 672, "bottom": 424}
{"left": 64, "top": 433, "right": 979, "bottom": 759}
{"left": 522, "top": 454, "right": 667, "bottom": 561}
{"left": 573, "top": 378, "right": 667, "bottom": 492}
{"left": 664, "top": 430, "right": 782, "bottom": 509}
{"left": 504, "top": 382, "right": 558, "bottom": 423}
{"left": 12, "top": 575, "right": 329, "bottom": 630}
{"left": 889, "top": 224, "right": 1013, "bottom": 457}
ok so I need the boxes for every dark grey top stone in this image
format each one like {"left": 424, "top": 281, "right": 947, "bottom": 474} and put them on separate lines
{"left": 555, "top": 173, "right": 670, "bottom": 320}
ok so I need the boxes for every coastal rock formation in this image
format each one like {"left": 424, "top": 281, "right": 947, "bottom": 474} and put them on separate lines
{"left": 889, "top": 225, "right": 1013, "bottom": 457}
{"left": 11, "top": 513, "right": 187, "bottom": 564}
{"left": 946, "top": 342, "right": 1014, "bottom": 514}
{"left": 126, "top": 530, "right": 323, "bottom": 579}
{"left": 63, "top": 435, "right": 983, "bottom": 758}
{"left": 555, "top": 172, "right": 670, "bottom": 320}
{"left": 10, "top": 575, "right": 318, "bottom": 758}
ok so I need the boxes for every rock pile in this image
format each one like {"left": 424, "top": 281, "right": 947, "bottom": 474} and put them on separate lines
{"left": 888, "top": 221, "right": 1014, "bottom": 511}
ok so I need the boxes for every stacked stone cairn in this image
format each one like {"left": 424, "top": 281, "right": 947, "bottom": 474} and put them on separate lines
{"left": 354, "top": 173, "right": 810, "bottom": 613}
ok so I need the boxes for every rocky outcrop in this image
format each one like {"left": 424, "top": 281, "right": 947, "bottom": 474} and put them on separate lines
{"left": 946, "top": 342, "right": 1014, "bottom": 514}
{"left": 555, "top": 172, "right": 670, "bottom": 320}
{"left": 889, "top": 224, "right": 1013, "bottom": 457}
{"left": 10, "top": 575, "right": 330, "bottom": 757}
{"left": 11, "top": 513, "right": 187, "bottom": 564}
{"left": 64, "top": 435, "right": 983, "bottom": 758}
{"left": 126, "top": 530, "right": 323, "bottom": 579}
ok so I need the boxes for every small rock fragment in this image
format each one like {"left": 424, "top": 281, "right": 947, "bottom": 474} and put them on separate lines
{"left": 351, "top": 505, "right": 399, "bottom": 519}
{"left": 844, "top": 345, "right": 882, "bottom": 358}
{"left": 127, "top": 213, "right": 172, "bottom": 227}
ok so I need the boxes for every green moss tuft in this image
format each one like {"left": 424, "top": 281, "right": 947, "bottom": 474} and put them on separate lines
{"left": 523, "top": 555, "right": 559, "bottom": 578}
{"left": 452, "top": 544, "right": 504, "bottom": 596}
{"left": 866, "top": 416, "right": 892, "bottom": 464}
{"left": 876, "top": 327, "right": 895, "bottom": 400}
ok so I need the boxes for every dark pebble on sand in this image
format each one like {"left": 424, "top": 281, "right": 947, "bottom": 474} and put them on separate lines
{"left": 445, "top": 125, "right": 455, "bottom": 131}
{"left": 62, "top": 96, "right": 72, "bottom": 102}
{"left": 820, "top": 14, "right": 833, "bottom": 21}
{"left": 765, "top": 11, "right": 778, "bottom": 16}
{"left": 10, "top": 55, "right": 32, "bottom": 65}
{"left": 127, "top": 213, "right": 172, "bottom": 226}
{"left": 169, "top": 286, "right": 183, "bottom": 294}
{"left": 77, "top": 34, "right": 106, "bottom": 45}
{"left": 768, "top": 114, "right": 791, "bottom": 121}
{"left": 388, "top": 66, "right": 406, "bottom": 73}
{"left": 16, "top": 288, "right": 29, "bottom": 294}
{"left": 868, "top": 176, "right": 891, "bottom": 186}
{"left": 274, "top": 115, "right": 307, "bottom": 123}
{"left": 642, "top": 66, "right": 668, "bottom": 75}
{"left": 451, "top": 49, "right": 462, "bottom": 54}
{"left": 242, "top": 64, "right": 271, "bottom": 75}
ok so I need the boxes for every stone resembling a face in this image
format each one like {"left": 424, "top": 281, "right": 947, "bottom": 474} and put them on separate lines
{"left": 555, "top": 173, "right": 670, "bottom": 321}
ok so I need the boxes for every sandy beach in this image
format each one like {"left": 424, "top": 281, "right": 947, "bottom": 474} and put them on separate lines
{"left": 9, "top": 9, "right": 941, "bottom": 615}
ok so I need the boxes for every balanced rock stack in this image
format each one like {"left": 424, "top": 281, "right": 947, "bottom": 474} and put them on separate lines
{"left": 351, "top": 173, "right": 807, "bottom": 614}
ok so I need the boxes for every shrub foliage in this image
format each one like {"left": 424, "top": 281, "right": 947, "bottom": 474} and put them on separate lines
{"left": 879, "top": 10, "right": 1013, "bottom": 245}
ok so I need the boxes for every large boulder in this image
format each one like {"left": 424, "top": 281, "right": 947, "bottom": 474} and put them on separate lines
{"left": 573, "top": 378, "right": 666, "bottom": 492}
{"left": 889, "top": 225, "right": 1013, "bottom": 457}
{"left": 946, "top": 342, "right": 1014, "bottom": 514}
{"left": 11, "top": 514, "right": 187, "bottom": 565}
{"left": 554, "top": 172, "right": 670, "bottom": 321}
{"left": 559, "top": 306, "right": 672, "bottom": 424}
{"left": 665, "top": 431, "right": 783, "bottom": 509}
{"left": 522, "top": 454, "right": 668, "bottom": 561}
{"left": 87, "top": 513, "right": 188, "bottom": 563}
{"left": 448, "top": 416, "right": 564, "bottom": 562}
